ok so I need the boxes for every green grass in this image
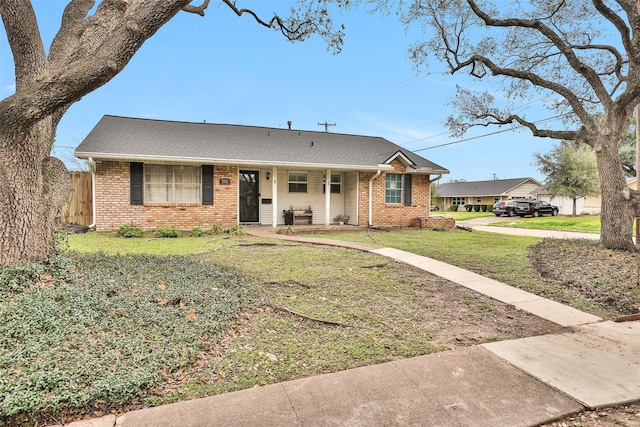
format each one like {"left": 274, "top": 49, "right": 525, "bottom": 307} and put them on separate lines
{"left": 433, "top": 211, "right": 494, "bottom": 220}
{"left": 493, "top": 215, "right": 601, "bottom": 233}
{"left": 67, "top": 233, "right": 222, "bottom": 255}
{"left": 307, "top": 228, "right": 612, "bottom": 315}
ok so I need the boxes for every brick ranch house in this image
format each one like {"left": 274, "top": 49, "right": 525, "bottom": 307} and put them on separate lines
{"left": 74, "top": 115, "right": 450, "bottom": 231}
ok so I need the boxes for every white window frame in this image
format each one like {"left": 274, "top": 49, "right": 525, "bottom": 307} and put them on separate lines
{"left": 144, "top": 164, "right": 202, "bottom": 203}
{"left": 288, "top": 171, "right": 308, "bottom": 193}
{"left": 385, "top": 174, "right": 403, "bottom": 204}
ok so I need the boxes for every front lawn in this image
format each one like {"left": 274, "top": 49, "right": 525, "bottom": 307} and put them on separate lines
{"left": 2, "top": 230, "right": 561, "bottom": 425}
{"left": 493, "top": 215, "right": 601, "bottom": 233}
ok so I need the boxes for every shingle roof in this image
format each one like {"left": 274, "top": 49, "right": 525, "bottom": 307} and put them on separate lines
{"left": 75, "top": 115, "right": 449, "bottom": 174}
{"left": 436, "top": 178, "right": 540, "bottom": 197}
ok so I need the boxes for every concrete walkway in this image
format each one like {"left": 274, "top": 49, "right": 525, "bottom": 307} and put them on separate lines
{"left": 60, "top": 225, "right": 640, "bottom": 427}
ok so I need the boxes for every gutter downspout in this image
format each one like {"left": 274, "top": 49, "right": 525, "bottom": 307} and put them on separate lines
{"left": 368, "top": 170, "right": 382, "bottom": 227}
{"left": 87, "top": 157, "right": 96, "bottom": 229}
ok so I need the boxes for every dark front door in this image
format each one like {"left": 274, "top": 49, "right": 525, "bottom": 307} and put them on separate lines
{"left": 239, "top": 171, "right": 260, "bottom": 222}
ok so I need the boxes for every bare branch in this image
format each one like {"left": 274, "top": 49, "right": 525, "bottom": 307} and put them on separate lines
{"left": 456, "top": 54, "right": 595, "bottom": 128}
{"left": 592, "top": 0, "right": 634, "bottom": 62}
{"left": 466, "top": 0, "right": 613, "bottom": 110}
{"left": 182, "top": 0, "right": 210, "bottom": 16}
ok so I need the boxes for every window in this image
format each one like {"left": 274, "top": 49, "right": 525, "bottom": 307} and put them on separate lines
{"left": 476, "top": 197, "right": 482, "bottom": 203}
{"left": 323, "top": 173, "right": 342, "bottom": 194}
{"left": 452, "top": 197, "right": 466, "bottom": 205}
{"left": 288, "top": 172, "right": 308, "bottom": 193}
{"left": 144, "top": 164, "right": 202, "bottom": 203}
{"left": 385, "top": 174, "right": 402, "bottom": 204}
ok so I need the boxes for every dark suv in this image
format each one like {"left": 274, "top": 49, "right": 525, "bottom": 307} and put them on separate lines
{"left": 492, "top": 200, "right": 518, "bottom": 217}
{"left": 515, "top": 200, "right": 559, "bottom": 217}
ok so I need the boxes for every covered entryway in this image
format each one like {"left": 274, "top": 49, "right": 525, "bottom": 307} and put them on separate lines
{"left": 239, "top": 170, "right": 260, "bottom": 222}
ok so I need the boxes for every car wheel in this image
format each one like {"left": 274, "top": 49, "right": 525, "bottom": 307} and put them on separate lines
{"left": 532, "top": 210, "right": 540, "bottom": 217}
{"left": 507, "top": 210, "right": 514, "bottom": 217}
{"left": 552, "top": 209, "right": 558, "bottom": 216}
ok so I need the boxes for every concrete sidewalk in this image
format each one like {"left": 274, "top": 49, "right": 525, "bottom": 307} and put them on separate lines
{"left": 60, "top": 227, "right": 640, "bottom": 427}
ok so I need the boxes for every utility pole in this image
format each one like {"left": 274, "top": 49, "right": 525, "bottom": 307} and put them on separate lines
{"left": 318, "top": 121, "right": 336, "bottom": 133}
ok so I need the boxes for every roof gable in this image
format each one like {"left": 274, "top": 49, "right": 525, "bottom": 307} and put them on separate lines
{"left": 75, "top": 115, "right": 449, "bottom": 174}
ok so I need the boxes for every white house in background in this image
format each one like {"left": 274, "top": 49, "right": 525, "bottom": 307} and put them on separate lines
{"left": 532, "top": 187, "right": 586, "bottom": 215}
{"left": 534, "top": 177, "right": 638, "bottom": 215}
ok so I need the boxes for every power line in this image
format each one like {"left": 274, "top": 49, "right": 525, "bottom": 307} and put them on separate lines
{"left": 412, "top": 114, "right": 567, "bottom": 152}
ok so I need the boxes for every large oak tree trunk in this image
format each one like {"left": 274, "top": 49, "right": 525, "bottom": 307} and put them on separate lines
{"left": 0, "top": 119, "right": 70, "bottom": 266}
{"left": 596, "top": 128, "right": 637, "bottom": 251}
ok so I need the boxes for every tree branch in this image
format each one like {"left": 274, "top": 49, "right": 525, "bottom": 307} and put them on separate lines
{"left": 0, "top": 0, "right": 46, "bottom": 90}
{"left": 49, "top": 0, "right": 96, "bottom": 70}
{"left": 456, "top": 54, "right": 596, "bottom": 129}
{"left": 466, "top": 0, "right": 613, "bottom": 110}
{"left": 182, "top": 0, "right": 210, "bottom": 16}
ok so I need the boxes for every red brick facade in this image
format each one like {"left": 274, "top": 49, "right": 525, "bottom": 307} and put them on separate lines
{"left": 94, "top": 159, "right": 437, "bottom": 231}
{"left": 357, "top": 159, "right": 433, "bottom": 227}
{"left": 94, "top": 161, "right": 238, "bottom": 231}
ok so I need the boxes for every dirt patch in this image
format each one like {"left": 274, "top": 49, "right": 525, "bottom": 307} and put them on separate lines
{"left": 529, "top": 239, "right": 640, "bottom": 318}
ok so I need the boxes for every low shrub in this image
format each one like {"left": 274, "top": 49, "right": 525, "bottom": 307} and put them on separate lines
{"left": 155, "top": 228, "right": 181, "bottom": 238}
{"left": 229, "top": 225, "right": 246, "bottom": 235}
{"left": 117, "top": 223, "right": 144, "bottom": 238}
{"left": 191, "top": 227, "right": 206, "bottom": 237}
{"left": 211, "top": 224, "right": 226, "bottom": 235}
{"left": 449, "top": 204, "right": 459, "bottom": 212}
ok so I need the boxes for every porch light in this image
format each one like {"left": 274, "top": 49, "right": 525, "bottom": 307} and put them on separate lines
{"left": 266, "top": 172, "right": 270, "bottom": 180}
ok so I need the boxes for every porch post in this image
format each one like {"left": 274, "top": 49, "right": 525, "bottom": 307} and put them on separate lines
{"left": 325, "top": 169, "right": 331, "bottom": 225}
{"left": 272, "top": 166, "right": 278, "bottom": 228}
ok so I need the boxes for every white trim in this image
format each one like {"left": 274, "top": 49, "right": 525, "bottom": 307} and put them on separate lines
{"left": 384, "top": 150, "right": 415, "bottom": 166}
{"left": 75, "top": 152, "right": 395, "bottom": 172}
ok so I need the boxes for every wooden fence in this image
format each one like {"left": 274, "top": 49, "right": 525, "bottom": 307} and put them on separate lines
{"left": 61, "top": 171, "right": 93, "bottom": 226}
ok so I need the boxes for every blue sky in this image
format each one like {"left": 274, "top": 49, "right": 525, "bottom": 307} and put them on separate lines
{"left": 0, "top": 1, "right": 559, "bottom": 182}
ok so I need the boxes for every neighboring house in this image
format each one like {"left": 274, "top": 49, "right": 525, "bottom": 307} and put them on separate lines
{"left": 531, "top": 186, "right": 584, "bottom": 215}
{"left": 435, "top": 177, "right": 542, "bottom": 210}
{"left": 534, "top": 177, "right": 638, "bottom": 215}
{"left": 581, "top": 177, "right": 638, "bottom": 215}
{"left": 74, "top": 115, "right": 450, "bottom": 231}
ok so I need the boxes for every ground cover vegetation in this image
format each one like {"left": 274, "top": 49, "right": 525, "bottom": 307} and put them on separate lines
{"left": 1, "top": 230, "right": 569, "bottom": 425}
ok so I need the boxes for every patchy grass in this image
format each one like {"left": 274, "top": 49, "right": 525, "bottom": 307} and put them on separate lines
{"left": 307, "top": 228, "right": 638, "bottom": 318}
{"left": 493, "top": 215, "right": 601, "bottom": 233}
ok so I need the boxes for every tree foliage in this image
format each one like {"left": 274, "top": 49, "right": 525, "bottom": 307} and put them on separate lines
{"left": 534, "top": 141, "right": 600, "bottom": 216}
{"left": 0, "top": 0, "right": 346, "bottom": 267}
{"left": 378, "top": 0, "right": 640, "bottom": 250}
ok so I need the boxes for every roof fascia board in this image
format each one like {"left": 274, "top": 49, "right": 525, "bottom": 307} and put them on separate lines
{"left": 74, "top": 152, "right": 395, "bottom": 171}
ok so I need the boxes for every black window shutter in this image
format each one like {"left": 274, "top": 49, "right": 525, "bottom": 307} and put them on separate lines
{"left": 202, "top": 165, "right": 214, "bottom": 205}
{"left": 403, "top": 174, "right": 412, "bottom": 206}
{"left": 130, "top": 162, "right": 144, "bottom": 205}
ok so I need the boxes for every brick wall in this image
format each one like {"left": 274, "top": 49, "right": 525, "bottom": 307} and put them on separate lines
{"left": 410, "top": 217, "right": 456, "bottom": 228}
{"left": 94, "top": 161, "right": 238, "bottom": 231}
{"left": 357, "top": 160, "right": 434, "bottom": 227}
